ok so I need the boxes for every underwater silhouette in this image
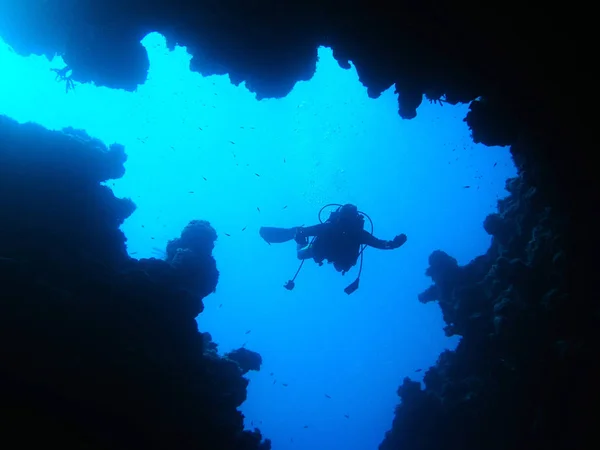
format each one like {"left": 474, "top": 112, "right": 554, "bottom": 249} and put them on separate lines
{"left": 260, "top": 203, "right": 407, "bottom": 294}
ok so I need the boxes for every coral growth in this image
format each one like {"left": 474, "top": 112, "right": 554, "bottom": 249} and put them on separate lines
{"left": 381, "top": 167, "right": 596, "bottom": 450}
{"left": 0, "top": 116, "right": 270, "bottom": 450}
{"left": 226, "top": 348, "right": 264, "bottom": 375}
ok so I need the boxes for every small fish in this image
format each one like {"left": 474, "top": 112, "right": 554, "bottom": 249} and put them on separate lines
{"left": 344, "top": 414, "right": 349, "bottom": 419}
{"left": 188, "top": 191, "right": 194, "bottom": 194}
{"left": 273, "top": 380, "right": 276, "bottom": 384}
{"left": 493, "top": 162, "right": 497, "bottom": 167}
{"left": 463, "top": 185, "right": 471, "bottom": 189}
{"left": 282, "top": 205, "right": 288, "bottom": 210}
{"left": 255, "top": 173, "right": 260, "bottom": 177}
{"left": 219, "top": 304, "right": 222, "bottom": 308}
{"left": 242, "top": 226, "right": 247, "bottom": 231}
{"left": 325, "top": 394, "right": 331, "bottom": 399}
{"left": 245, "top": 330, "right": 251, "bottom": 334}
{"left": 141, "top": 225, "right": 145, "bottom": 228}
{"left": 198, "top": 127, "right": 203, "bottom": 131}
{"left": 282, "top": 383, "right": 288, "bottom": 387}
{"left": 131, "top": 252, "right": 138, "bottom": 255}
{"left": 151, "top": 237, "right": 155, "bottom": 240}
{"left": 224, "top": 233, "right": 231, "bottom": 237}
{"left": 240, "top": 126, "right": 245, "bottom": 129}
{"left": 303, "top": 425, "right": 308, "bottom": 429}
{"left": 230, "top": 140, "right": 235, "bottom": 144}
{"left": 269, "top": 372, "right": 274, "bottom": 376}
{"left": 257, "top": 207, "right": 261, "bottom": 213}
{"left": 202, "top": 176, "right": 207, "bottom": 181}
{"left": 415, "top": 368, "right": 422, "bottom": 372}
{"left": 283, "top": 157, "right": 286, "bottom": 163}
{"left": 290, "top": 438, "right": 293, "bottom": 443}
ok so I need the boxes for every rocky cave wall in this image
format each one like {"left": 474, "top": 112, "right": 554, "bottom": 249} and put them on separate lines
{"left": 0, "top": 117, "right": 269, "bottom": 450}
{"left": 0, "top": 1, "right": 596, "bottom": 449}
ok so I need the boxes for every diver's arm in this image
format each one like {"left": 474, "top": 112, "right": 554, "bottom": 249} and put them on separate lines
{"left": 361, "top": 230, "right": 407, "bottom": 249}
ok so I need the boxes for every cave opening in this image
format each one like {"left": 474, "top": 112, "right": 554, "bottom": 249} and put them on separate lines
{"left": 0, "top": 29, "right": 518, "bottom": 449}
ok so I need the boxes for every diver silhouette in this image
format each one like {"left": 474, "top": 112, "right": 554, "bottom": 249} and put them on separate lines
{"left": 259, "top": 203, "right": 407, "bottom": 294}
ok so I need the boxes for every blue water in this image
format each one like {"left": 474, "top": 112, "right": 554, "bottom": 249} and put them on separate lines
{"left": 0, "top": 32, "right": 516, "bottom": 450}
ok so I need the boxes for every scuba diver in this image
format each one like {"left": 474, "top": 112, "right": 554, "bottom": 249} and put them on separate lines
{"left": 259, "top": 204, "right": 407, "bottom": 295}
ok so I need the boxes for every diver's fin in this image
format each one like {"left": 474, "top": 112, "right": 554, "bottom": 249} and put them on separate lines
{"left": 344, "top": 277, "right": 360, "bottom": 295}
{"left": 259, "top": 226, "right": 297, "bottom": 244}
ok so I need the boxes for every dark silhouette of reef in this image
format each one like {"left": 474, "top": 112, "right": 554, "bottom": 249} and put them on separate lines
{"left": 378, "top": 131, "right": 597, "bottom": 450}
{"left": 0, "top": 116, "right": 270, "bottom": 450}
{"left": 0, "top": 1, "right": 597, "bottom": 450}
{"left": 382, "top": 165, "right": 593, "bottom": 450}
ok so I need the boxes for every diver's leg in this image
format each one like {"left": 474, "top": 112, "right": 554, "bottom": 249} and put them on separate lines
{"left": 259, "top": 226, "right": 298, "bottom": 244}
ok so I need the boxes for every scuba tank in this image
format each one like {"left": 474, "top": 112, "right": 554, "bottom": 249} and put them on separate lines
{"left": 283, "top": 204, "right": 374, "bottom": 295}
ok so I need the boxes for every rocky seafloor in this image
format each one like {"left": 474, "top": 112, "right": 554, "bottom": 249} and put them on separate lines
{"left": 0, "top": 1, "right": 595, "bottom": 449}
